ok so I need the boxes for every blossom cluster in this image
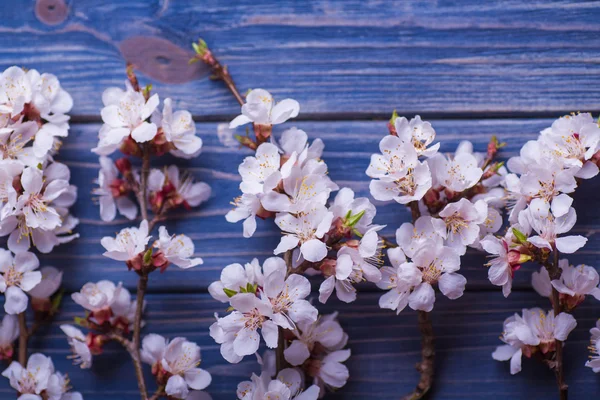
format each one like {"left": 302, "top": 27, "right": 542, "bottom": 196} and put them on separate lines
{"left": 218, "top": 89, "right": 360, "bottom": 397}
{"left": 481, "top": 114, "right": 600, "bottom": 376}
{"left": 59, "top": 71, "right": 213, "bottom": 399}
{"left": 92, "top": 80, "right": 210, "bottom": 222}
{"left": 0, "top": 66, "right": 78, "bottom": 254}
{"left": 367, "top": 115, "right": 506, "bottom": 312}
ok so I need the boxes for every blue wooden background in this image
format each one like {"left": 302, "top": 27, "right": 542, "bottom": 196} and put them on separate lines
{"left": 1, "top": 1, "right": 600, "bottom": 398}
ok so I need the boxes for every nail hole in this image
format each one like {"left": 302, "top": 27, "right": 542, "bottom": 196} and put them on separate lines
{"left": 48, "top": 4, "right": 55, "bottom": 11}
{"left": 155, "top": 56, "right": 171, "bottom": 65}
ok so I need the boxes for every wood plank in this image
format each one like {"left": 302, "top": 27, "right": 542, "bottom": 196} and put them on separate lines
{"left": 5, "top": 292, "right": 599, "bottom": 399}
{"left": 1, "top": 1, "right": 600, "bottom": 116}
{"left": 31, "top": 119, "right": 600, "bottom": 292}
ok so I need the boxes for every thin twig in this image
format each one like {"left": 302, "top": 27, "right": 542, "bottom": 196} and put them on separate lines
{"left": 547, "top": 248, "right": 568, "bottom": 400}
{"left": 402, "top": 310, "right": 435, "bottom": 400}
{"left": 17, "top": 313, "right": 27, "bottom": 365}
{"left": 275, "top": 250, "right": 293, "bottom": 374}
{"left": 402, "top": 202, "right": 436, "bottom": 400}
{"left": 108, "top": 332, "right": 148, "bottom": 399}
{"left": 149, "top": 386, "right": 166, "bottom": 400}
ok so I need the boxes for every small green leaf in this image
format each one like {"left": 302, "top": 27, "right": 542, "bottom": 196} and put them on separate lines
{"left": 246, "top": 282, "right": 256, "bottom": 293}
{"left": 512, "top": 228, "right": 527, "bottom": 244}
{"left": 50, "top": 289, "right": 64, "bottom": 314}
{"left": 389, "top": 109, "right": 399, "bottom": 125}
{"left": 143, "top": 248, "right": 153, "bottom": 265}
{"left": 192, "top": 42, "right": 200, "bottom": 53}
{"left": 346, "top": 210, "right": 366, "bottom": 228}
{"left": 74, "top": 316, "right": 88, "bottom": 327}
{"left": 225, "top": 306, "right": 234, "bottom": 312}
{"left": 223, "top": 288, "right": 237, "bottom": 298}
{"left": 37, "top": 163, "right": 43, "bottom": 170}
{"left": 188, "top": 57, "right": 199, "bottom": 65}
{"left": 352, "top": 228, "right": 363, "bottom": 238}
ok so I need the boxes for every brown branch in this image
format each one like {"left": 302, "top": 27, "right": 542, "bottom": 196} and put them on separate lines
{"left": 192, "top": 42, "right": 244, "bottom": 106}
{"left": 546, "top": 248, "right": 568, "bottom": 400}
{"left": 401, "top": 202, "right": 436, "bottom": 399}
{"left": 275, "top": 250, "right": 293, "bottom": 375}
{"left": 402, "top": 310, "right": 435, "bottom": 400}
{"left": 108, "top": 332, "right": 148, "bottom": 399}
{"left": 17, "top": 313, "right": 27, "bottom": 365}
{"left": 149, "top": 386, "right": 165, "bottom": 400}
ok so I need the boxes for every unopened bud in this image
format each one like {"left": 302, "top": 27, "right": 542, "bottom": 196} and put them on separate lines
{"left": 115, "top": 157, "right": 132, "bottom": 175}
{"left": 319, "top": 259, "right": 337, "bottom": 278}
{"left": 388, "top": 110, "right": 399, "bottom": 136}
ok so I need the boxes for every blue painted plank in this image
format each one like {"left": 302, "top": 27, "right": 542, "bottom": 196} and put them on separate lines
{"left": 36, "top": 119, "right": 600, "bottom": 292}
{"left": 1, "top": 292, "right": 598, "bottom": 399}
{"left": 0, "top": 1, "right": 599, "bottom": 116}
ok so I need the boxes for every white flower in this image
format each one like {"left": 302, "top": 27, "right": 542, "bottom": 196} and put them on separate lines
{"left": 377, "top": 247, "right": 422, "bottom": 313}
{"left": 230, "top": 89, "right": 299, "bottom": 128}
{"left": 429, "top": 151, "right": 483, "bottom": 192}
{"left": 284, "top": 313, "right": 346, "bottom": 367}
{"left": 100, "top": 220, "right": 151, "bottom": 262}
{"left": 99, "top": 83, "right": 160, "bottom": 144}
{"left": 394, "top": 115, "right": 439, "bottom": 157}
{"left": 141, "top": 335, "right": 211, "bottom": 400}
{"left": 540, "top": 113, "right": 600, "bottom": 171}
{"left": 263, "top": 260, "right": 317, "bottom": 329}
{"left": 239, "top": 143, "right": 287, "bottom": 195}
{"left": 261, "top": 166, "right": 337, "bottom": 214}
{"left": 531, "top": 266, "right": 552, "bottom": 298}
{"left": 328, "top": 188, "right": 376, "bottom": 235}
{"left": 0, "top": 315, "right": 18, "bottom": 360}
{"left": 237, "top": 369, "right": 319, "bottom": 400}
{"left": 395, "top": 216, "right": 442, "bottom": 258}
{"left": 0, "top": 160, "right": 22, "bottom": 208}
{"left": 432, "top": 199, "right": 487, "bottom": 255}
{"left": 27, "top": 69, "right": 73, "bottom": 118}
{"left": 519, "top": 162, "right": 576, "bottom": 218}
{"left": 165, "top": 165, "right": 211, "bottom": 208}
{"left": 154, "top": 226, "right": 203, "bottom": 269}
{"left": 13, "top": 167, "right": 69, "bottom": 230}
{"left": 274, "top": 204, "right": 334, "bottom": 262}
{"left": 369, "top": 160, "right": 432, "bottom": 204}
{"left": 208, "top": 258, "right": 265, "bottom": 303}
{"left": 154, "top": 98, "right": 202, "bottom": 158}
{"left": 319, "top": 226, "right": 384, "bottom": 304}
{"left": 492, "top": 308, "right": 576, "bottom": 374}
{"left": 0, "top": 249, "right": 41, "bottom": 314}
{"left": 549, "top": 259, "right": 600, "bottom": 307}
{"left": 520, "top": 207, "right": 587, "bottom": 254}
{"left": 274, "top": 127, "right": 324, "bottom": 166}
{"left": 0, "top": 121, "right": 38, "bottom": 165}
{"left": 586, "top": 321, "right": 600, "bottom": 373}
{"left": 0, "top": 66, "right": 32, "bottom": 117}
{"left": 226, "top": 193, "right": 262, "bottom": 238}
{"left": 46, "top": 372, "right": 83, "bottom": 400}
{"left": 212, "top": 293, "right": 277, "bottom": 359}
{"left": 29, "top": 266, "right": 62, "bottom": 300}
{"left": 2, "top": 353, "right": 54, "bottom": 397}
{"left": 480, "top": 235, "right": 523, "bottom": 298}
{"left": 92, "top": 156, "right": 137, "bottom": 222}
{"left": 366, "top": 135, "right": 418, "bottom": 180}
{"left": 313, "top": 349, "right": 351, "bottom": 390}
{"left": 60, "top": 325, "right": 92, "bottom": 369}
{"left": 408, "top": 244, "right": 465, "bottom": 311}
{"left": 71, "top": 280, "right": 123, "bottom": 316}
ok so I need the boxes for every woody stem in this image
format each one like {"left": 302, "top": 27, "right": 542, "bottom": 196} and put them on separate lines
{"left": 18, "top": 312, "right": 27, "bottom": 365}
{"left": 402, "top": 310, "right": 435, "bottom": 400}
{"left": 275, "top": 250, "right": 293, "bottom": 374}
{"left": 401, "top": 202, "right": 436, "bottom": 400}
{"left": 109, "top": 333, "right": 147, "bottom": 399}
{"left": 547, "top": 248, "right": 567, "bottom": 400}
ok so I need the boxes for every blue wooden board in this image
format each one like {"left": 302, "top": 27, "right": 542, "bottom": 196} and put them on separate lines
{"left": 0, "top": 1, "right": 600, "bottom": 116}
{"left": 1, "top": 0, "right": 600, "bottom": 398}
{"left": 14, "top": 292, "right": 600, "bottom": 399}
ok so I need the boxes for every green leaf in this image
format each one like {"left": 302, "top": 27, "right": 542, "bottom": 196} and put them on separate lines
{"left": 246, "top": 282, "right": 256, "bottom": 293}
{"left": 143, "top": 248, "right": 153, "bottom": 265}
{"left": 512, "top": 228, "right": 527, "bottom": 244}
{"left": 346, "top": 209, "right": 366, "bottom": 227}
{"left": 50, "top": 289, "right": 64, "bottom": 314}
{"left": 37, "top": 163, "right": 43, "bottom": 170}
{"left": 223, "top": 288, "right": 237, "bottom": 298}
{"left": 389, "top": 109, "right": 399, "bottom": 125}
{"left": 74, "top": 317, "right": 88, "bottom": 327}
{"left": 192, "top": 42, "right": 200, "bottom": 53}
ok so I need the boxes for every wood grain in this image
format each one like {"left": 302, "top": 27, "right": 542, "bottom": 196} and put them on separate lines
{"left": 0, "top": 1, "right": 600, "bottom": 116}
{"left": 39, "top": 119, "right": 600, "bottom": 293}
{"left": 14, "top": 292, "right": 600, "bottom": 399}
